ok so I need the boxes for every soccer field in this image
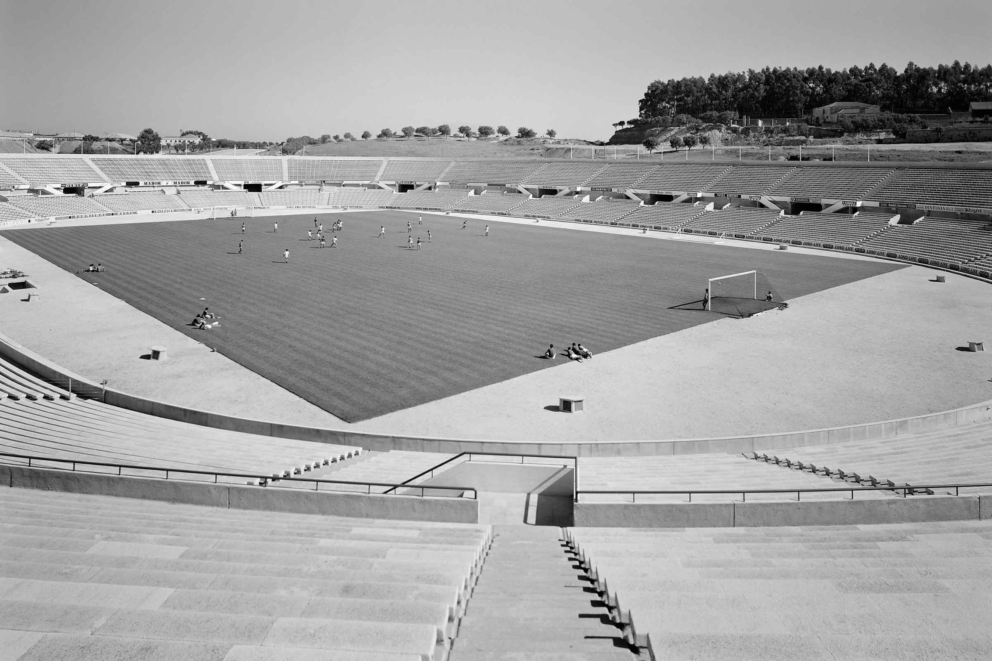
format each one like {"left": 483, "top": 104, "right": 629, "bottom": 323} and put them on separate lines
{"left": 4, "top": 211, "right": 902, "bottom": 422}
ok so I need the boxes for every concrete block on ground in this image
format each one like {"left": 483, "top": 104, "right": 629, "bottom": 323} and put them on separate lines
{"left": 223, "top": 646, "right": 422, "bottom": 661}
{"left": 0, "top": 600, "right": 116, "bottom": 635}
{"left": 652, "top": 632, "right": 831, "bottom": 661}
{"left": 1, "top": 578, "right": 173, "bottom": 610}
{"left": 87, "top": 540, "right": 188, "bottom": 559}
{"left": 0, "top": 629, "right": 45, "bottom": 661}
{"left": 159, "top": 589, "right": 310, "bottom": 618}
{"left": 15, "top": 633, "right": 232, "bottom": 661}
{"left": 93, "top": 610, "right": 274, "bottom": 644}
{"left": 734, "top": 495, "right": 979, "bottom": 527}
{"left": 263, "top": 618, "right": 437, "bottom": 659}
{"left": 574, "top": 502, "right": 734, "bottom": 528}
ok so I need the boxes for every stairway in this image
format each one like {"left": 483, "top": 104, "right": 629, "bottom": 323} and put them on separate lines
{"left": 449, "top": 525, "right": 639, "bottom": 661}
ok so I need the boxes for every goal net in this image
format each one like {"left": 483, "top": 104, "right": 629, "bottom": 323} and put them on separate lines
{"left": 707, "top": 270, "right": 785, "bottom": 317}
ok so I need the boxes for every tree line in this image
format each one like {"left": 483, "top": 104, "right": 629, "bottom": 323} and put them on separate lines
{"left": 280, "top": 126, "right": 556, "bottom": 154}
{"left": 637, "top": 61, "right": 992, "bottom": 121}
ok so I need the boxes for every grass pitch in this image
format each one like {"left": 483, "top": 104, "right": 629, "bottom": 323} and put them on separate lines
{"left": 5, "top": 211, "right": 902, "bottom": 422}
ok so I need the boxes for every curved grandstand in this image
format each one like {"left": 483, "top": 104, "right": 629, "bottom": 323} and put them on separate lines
{"left": 2, "top": 154, "right": 992, "bottom": 660}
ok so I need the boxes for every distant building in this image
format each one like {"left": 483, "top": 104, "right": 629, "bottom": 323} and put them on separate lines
{"left": 161, "top": 133, "right": 202, "bottom": 150}
{"left": 970, "top": 102, "right": 992, "bottom": 119}
{"left": 812, "top": 102, "right": 881, "bottom": 124}
{"left": 0, "top": 130, "right": 33, "bottom": 141}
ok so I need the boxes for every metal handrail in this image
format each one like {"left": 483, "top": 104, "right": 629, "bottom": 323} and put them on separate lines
{"left": 382, "top": 451, "right": 579, "bottom": 496}
{"left": 0, "top": 451, "right": 476, "bottom": 499}
{"left": 577, "top": 482, "right": 992, "bottom": 502}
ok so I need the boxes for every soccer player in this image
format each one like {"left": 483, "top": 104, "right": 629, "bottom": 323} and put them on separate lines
{"left": 318, "top": 223, "right": 323, "bottom": 233}
{"left": 274, "top": 222, "right": 278, "bottom": 233}
{"left": 427, "top": 230, "right": 432, "bottom": 243}
{"left": 703, "top": 288, "right": 709, "bottom": 310}
{"left": 418, "top": 215, "right": 422, "bottom": 225}
{"left": 284, "top": 248, "right": 289, "bottom": 263}
{"left": 485, "top": 225, "right": 489, "bottom": 237}
{"left": 378, "top": 226, "right": 385, "bottom": 238}
{"left": 320, "top": 235, "right": 326, "bottom": 248}
{"left": 314, "top": 217, "right": 318, "bottom": 229}
{"left": 408, "top": 235, "right": 414, "bottom": 249}
{"left": 238, "top": 240, "right": 243, "bottom": 254}
{"left": 331, "top": 236, "right": 338, "bottom": 247}
{"left": 461, "top": 220, "right": 467, "bottom": 230}
{"left": 407, "top": 221, "right": 412, "bottom": 234}
{"left": 307, "top": 230, "right": 313, "bottom": 241}
{"left": 416, "top": 236, "right": 422, "bottom": 250}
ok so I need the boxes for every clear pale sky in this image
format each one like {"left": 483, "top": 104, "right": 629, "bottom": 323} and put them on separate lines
{"left": 1, "top": 0, "right": 989, "bottom": 142}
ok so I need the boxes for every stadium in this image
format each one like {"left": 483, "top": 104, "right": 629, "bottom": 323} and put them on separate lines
{"left": 4, "top": 0, "right": 992, "bottom": 657}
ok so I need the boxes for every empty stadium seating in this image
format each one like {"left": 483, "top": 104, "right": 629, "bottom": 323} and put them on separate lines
{"left": 258, "top": 189, "right": 322, "bottom": 208}
{"left": 0, "top": 163, "right": 26, "bottom": 188}
{"left": 753, "top": 211, "right": 893, "bottom": 247}
{"left": 178, "top": 190, "right": 260, "bottom": 209}
{"left": 440, "top": 161, "right": 546, "bottom": 185}
{"left": 288, "top": 159, "right": 383, "bottom": 182}
{"left": 379, "top": 160, "right": 453, "bottom": 182}
{"left": 305, "top": 451, "right": 455, "bottom": 494}
{"left": 866, "top": 168, "right": 992, "bottom": 210}
{"left": 209, "top": 158, "right": 285, "bottom": 182}
{"left": 584, "top": 164, "right": 659, "bottom": 190}
{"left": 559, "top": 199, "right": 642, "bottom": 224}
{"left": 91, "top": 192, "right": 190, "bottom": 213}
{"left": 770, "top": 167, "right": 895, "bottom": 201}
{"left": 621, "top": 202, "right": 708, "bottom": 229}
{"left": 0, "top": 202, "right": 34, "bottom": 225}
{"left": 324, "top": 187, "right": 396, "bottom": 208}
{"left": 706, "top": 166, "right": 795, "bottom": 195}
{"left": 384, "top": 190, "right": 470, "bottom": 211}
{"left": 0, "top": 156, "right": 107, "bottom": 187}
{"left": 451, "top": 192, "right": 529, "bottom": 214}
{"left": 0, "top": 486, "right": 491, "bottom": 660}
{"left": 568, "top": 520, "right": 992, "bottom": 661}
{"left": 509, "top": 196, "right": 584, "bottom": 219}
{"left": 857, "top": 217, "right": 992, "bottom": 265}
{"left": 91, "top": 157, "right": 212, "bottom": 183}
{"left": 682, "top": 207, "right": 782, "bottom": 236}
{"left": 522, "top": 162, "right": 608, "bottom": 187}
{"left": 633, "top": 164, "right": 730, "bottom": 192}
{"left": 6, "top": 194, "right": 111, "bottom": 219}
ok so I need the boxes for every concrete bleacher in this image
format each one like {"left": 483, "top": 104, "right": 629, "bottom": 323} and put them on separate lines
{"left": 0, "top": 202, "right": 34, "bottom": 225}
{"left": 0, "top": 156, "right": 107, "bottom": 187}
{"left": 510, "top": 196, "right": 583, "bottom": 219}
{"left": 91, "top": 192, "right": 190, "bottom": 213}
{"left": 91, "top": 157, "right": 212, "bottom": 183}
{"left": 754, "top": 211, "right": 893, "bottom": 247}
{"left": 209, "top": 158, "right": 285, "bottom": 182}
{"left": 379, "top": 160, "right": 453, "bottom": 182}
{"left": 633, "top": 164, "right": 729, "bottom": 192}
{"left": 682, "top": 207, "right": 782, "bottom": 236}
{"left": 309, "top": 451, "right": 455, "bottom": 494}
{"left": 857, "top": 217, "right": 992, "bottom": 265}
{"left": 584, "top": 164, "right": 658, "bottom": 190}
{"left": 6, "top": 195, "right": 111, "bottom": 219}
{"left": 440, "top": 161, "right": 546, "bottom": 185}
{"left": 257, "top": 189, "right": 322, "bottom": 208}
{"left": 324, "top": 187, "right": 396, "bottom": 208}
{"left": 450, "top": 192, "right": 529, "bottom": 215}
{"left": 867, "top": 168, "right": 992, "bottom": 210}
{"left": 559, "top": 198, "right": 642, "bottom": 224}
{"left": 0, "top": 486, "right": 491, "bottom": 660}
{"left": 568, "top": 519, "right": 992, "bottom": 661}
{"left": 706, "top": 166, "right": 794, "bottom": 196}
{"left": 383, "top": 190, "right": 470, "bottom": 211}
{"left": 770, "top": 167, "right": 895, "bottom": 201}
{"left": 287, "top": 159, "right": 383, "bottom": 183}
{"left": 0, "top": 163, "right": 27, "bottom": 189}
{"left": 178, "top": 190, "right": 260, "bottom": 209}
{"left": 522, "top": 162, "right": 608, "bottom": 187}
{"left": 622, "top": 202, "right": 708, "bottom": 229}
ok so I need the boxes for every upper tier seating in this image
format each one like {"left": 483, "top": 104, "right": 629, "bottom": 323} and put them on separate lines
{"left": 0, "top": 202, "right": 34, "bottom": 225}
{"left": 866, "top": 168, "right": 992, "bottom": 210}
{"left": 633, "top": 164, "right": 730, "bottom": 192}
{"left": 288, "top": 158, "right": 383, "bottom": 182}
{"left": 91, "top": 191, "right": 190, "bottom": 213}
{"left": 384, "top": 190, "right": 471, "bottom": 211}
{"left": 441, "top": 161, "right": 546, "bottom": 184}
{"left": 451, "top": 192, "right": 529, "bottom": 214}
{"left": 559, "top": 199, "right": 642, "bottom": 224}
{"left": 522, "top": 163, "right": 609, "bottom": 187}
{"left": 7, "top": 194, "right": 111, "bottom": 218}
{"left": 0, "top": 156, "right": 107, "bottom": 187}
{"left": 91, "top": 157, "right": 212, "bottom": 183}
{"left": 510, "top": 197, "right": 583, "bottom": 219}
{"left": 178, "top": 190, "right": 260, "bottom": 209}
{"left": 706, "top": 166, "right": 794, "bottom": 196}
{"left": 304, "top": 451, "right": 455, "bottom": 494}
{"left": 210, "top": 158, "right": 285, "bottom": 182}
{"left": 0, "top": 487, "right": 491, "bottom": 661}
{"left": 577, "top": 453, "right": 879, "bottom": 502}
{"left": 755, "top": 211, "right": 893, "bottom": 247}
{"left": 769, "top": 167, "right": 894, "bottom": 201}
{"left": 584, "top": 164, "right": 659, "bottom": 190}
{"left": 0, "top": 163, "right": 26, "bottom": 188}
{"left": 379, "top": 160, "right": 453, "bottom": 182}
{"left": 682, "top": 207, "right": 782, "bottom": 236}
{"left": 568, "top": 519, "right": 992, "bottom": 661}
{"left": 621, "top": 203, "right": 708, "bottom": 229}
{"left": 857, "top": 217, "right": 992, "bottom": 265}
{"left": 324, "top": 187, "right": 397, "bottom": 208}
{"left": 258, "top": 189, "right": 322, "bottom": 207}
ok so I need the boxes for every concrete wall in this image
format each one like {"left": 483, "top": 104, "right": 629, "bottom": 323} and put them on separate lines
{"left": 0, "top": 465, "right": 479, "bottom": 523}
{"left": 575, "top": 495, "right": 982, "bottom": 528}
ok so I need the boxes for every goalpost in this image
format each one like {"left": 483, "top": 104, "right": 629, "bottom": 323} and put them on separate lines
{"left": 707, "top": 270, "right": 757, "bottom": 311}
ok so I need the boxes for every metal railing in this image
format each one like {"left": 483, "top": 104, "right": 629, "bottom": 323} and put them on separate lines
{"left": 382, "top": 451, "right": 579, "bottom": 496}
{"left": 0, "top": 451, "right": 476, "bottom": 499}
{"left": 576, "top": 482, "right": 992, "bottom": 503}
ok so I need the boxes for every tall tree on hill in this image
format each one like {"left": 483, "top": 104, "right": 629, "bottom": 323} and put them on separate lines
{"left": 497, "top": 126, "right": 510, "bottom": 137}
{"left": 642, "top": 135, "right": 661, "bottom": 153}
{"left": 669, "top": 136, "right": 683, "bottom": 151}
{"left": 135, "top": 128, "right": 161, "bottom": 154}
{"left": 343, "top": 132, "right": 355, "bottom": 140}
{"left": 682, "top": 134, "right": 698, "bottom": 150}
{"left": 401, "top": 126, "right": 415, "bottom": 138}
{"left": 179, "top": 129, "right": 211, "bottom": 151}
{"left": 546, "top": 129, "right": 556, "bottom": 138}
{"left": 377, "top": 128, "right": 393, "bottom": 138}
{"left": 320, "top": 134, "right": 331, "bottom": 144}
{"left": 478, "top": 126, "right": 494, "bottom": 138}
{"left": 437, "top": 124, "right": 451, "bottom": 137}
{"left": 458, "top": 125, "right": 472, "bottom": 137}
{"left": 516, "top": 127, "right": 536, "bottom": 138}
{"left": 362, "top": 131, "right": 371, "bottom": 140}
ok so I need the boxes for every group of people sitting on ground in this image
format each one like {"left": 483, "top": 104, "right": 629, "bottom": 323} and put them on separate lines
{"left": 191, "top": 307, "right": 220, "bottom": 330}
{"left": 83, "top": 263, "right": 106, "bottom": 273}
{"left": 544, "top": 343, "right": 593, "bottom": 362}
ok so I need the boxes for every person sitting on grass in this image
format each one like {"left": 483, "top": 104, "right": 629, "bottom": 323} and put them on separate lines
{"left": 544, "top": 344, "right": 556, "bottom": 359}
{"left": 765, "top": 291, "right": 774, "bottom": 302}
{"left": 576, "top": 343, "right": 592, "bottom": 359}
{"left": 83, "top": 263, "right": 96, "bottom": 272}
{"left": 563, "top": 346, "right": 583, "bottom": 362}
{"left": 201, "top": 307, "right": 216, "bottom": 319}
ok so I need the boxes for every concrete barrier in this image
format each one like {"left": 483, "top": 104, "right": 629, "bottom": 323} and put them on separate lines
{"left": 574, "top": 502, "right": 735, "bottom": 528}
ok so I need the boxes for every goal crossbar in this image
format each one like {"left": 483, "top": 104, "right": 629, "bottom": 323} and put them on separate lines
{"left": 707, "top": 270, "right": 756, "bottom": 311}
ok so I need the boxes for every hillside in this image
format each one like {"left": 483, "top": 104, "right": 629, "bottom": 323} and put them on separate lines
{"left": 273, "top": 137, "right": 577, "bottom": 159}
{"left": 0, "top": 141, "right": 43, "bottom": 154}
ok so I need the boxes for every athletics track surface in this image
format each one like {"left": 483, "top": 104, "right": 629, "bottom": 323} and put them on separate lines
{"left": 4, "top": 211, "right": 903, "bottom": 422}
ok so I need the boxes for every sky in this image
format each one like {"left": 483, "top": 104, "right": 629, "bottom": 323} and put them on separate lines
{"left": 1, "top": 0, "right": 990, "bottom": 142}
